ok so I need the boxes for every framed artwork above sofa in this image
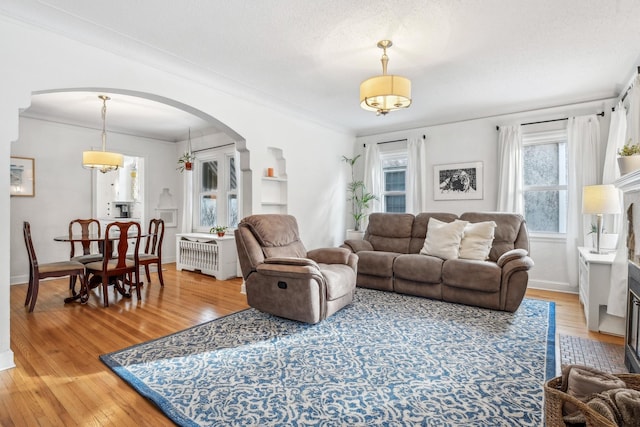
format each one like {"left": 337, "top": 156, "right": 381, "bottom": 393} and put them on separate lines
{"left": 434, "top": 161, "right": 483, "bottom": 200}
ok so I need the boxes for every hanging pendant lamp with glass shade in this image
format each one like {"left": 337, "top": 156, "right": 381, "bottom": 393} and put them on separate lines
{"left": 82, "top": 95, "right": 124, "bottom": 173}
{"left": 360, "top": 40, "right": 412, "bottom": 116}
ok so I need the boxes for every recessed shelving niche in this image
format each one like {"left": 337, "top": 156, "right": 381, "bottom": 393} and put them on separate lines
{"left": 261, "top": 147, "right": 287, "bottom": 213}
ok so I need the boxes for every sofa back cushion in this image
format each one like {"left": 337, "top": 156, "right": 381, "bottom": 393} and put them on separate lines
{"left": 409, "top": 212, "right": 459, "bottom": 254}
{"left": 365, "top": 213, "right": 415, "bottom": 253}
{"left": 459, "top": 212, "right": 528, "bottom": 262}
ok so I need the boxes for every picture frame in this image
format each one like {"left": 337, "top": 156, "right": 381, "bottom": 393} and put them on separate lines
{"left": 434, "top": 161, "right": 483, "bottom": 200}
{"left": 155, "top": 208, "right": 178, "bottom": 228}
{"left": 10, "top": 156, "right": 35, "bottom": 197}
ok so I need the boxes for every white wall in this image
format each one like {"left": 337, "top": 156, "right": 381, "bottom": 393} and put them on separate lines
{"left": 10, "top": 117, "right": 179, "bottom": 284}
{"left": 356, "top": 98, "right": 616, "bottom": 294}
{"left": 0, "top": 16, "right": 354, "bottom": 371}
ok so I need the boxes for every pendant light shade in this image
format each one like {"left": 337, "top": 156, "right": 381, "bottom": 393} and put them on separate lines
{"left": 360, "top": 40, "right": 412, "bottom": 116}
{"left": 82, "top": 95, "right": 124, "bottom": 173}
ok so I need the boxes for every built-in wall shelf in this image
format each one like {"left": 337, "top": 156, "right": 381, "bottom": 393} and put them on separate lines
{"left": 260, "top": 147, "right": 287, "bottom": 214}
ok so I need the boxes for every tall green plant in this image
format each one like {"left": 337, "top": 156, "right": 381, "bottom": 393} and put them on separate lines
{"left": 342, "top": 155, "right": 378, "bottom": 231}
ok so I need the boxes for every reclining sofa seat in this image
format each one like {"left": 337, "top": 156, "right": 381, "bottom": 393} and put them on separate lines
{"left": 235, "top": 214, "right": 358, "bottom": 324}
{"left": 342, "top": 212, "right": 533, "bottom": 312}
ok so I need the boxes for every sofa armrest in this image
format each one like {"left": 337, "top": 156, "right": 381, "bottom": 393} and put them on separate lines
{"left": 497, "top": 248, "right": 529, "bottom": 267}
{"left": 342, "top": 239, "right": 374, "bottom": 253}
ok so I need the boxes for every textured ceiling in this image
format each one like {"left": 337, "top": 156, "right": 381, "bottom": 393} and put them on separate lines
{"left": 4, "top": 0, "right": 640, "bottom": 139}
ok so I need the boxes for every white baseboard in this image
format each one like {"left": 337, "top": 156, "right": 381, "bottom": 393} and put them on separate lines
{"left": 0, "top": 349, "right": 15, "bottom": 372}
{"left": 528, "top": 279, "right": 578, "bottom": 294}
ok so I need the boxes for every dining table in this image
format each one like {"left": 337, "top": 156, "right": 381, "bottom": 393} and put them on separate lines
{"left": 54, "top": 231, "right": 148, "bottom": 304}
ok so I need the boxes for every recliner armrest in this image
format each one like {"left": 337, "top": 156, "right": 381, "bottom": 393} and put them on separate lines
{"left": 342, "top": 239, "right": 374, "bottom": 253}
{"left": 257, "top": 260, "right": 322, "bottom": 278}
{"left": 307, "top": 247, "right": 351, "bottom": 265}
{"left": 264, "top": 257, "right": 320, "bottom": 269}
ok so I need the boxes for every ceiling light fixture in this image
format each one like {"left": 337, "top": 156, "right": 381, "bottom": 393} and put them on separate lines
{"left": 82, "top": 95, "right": 124, "bottom": 173}
{"left": 360, "top": 40, "right": 412, "bottom": 116}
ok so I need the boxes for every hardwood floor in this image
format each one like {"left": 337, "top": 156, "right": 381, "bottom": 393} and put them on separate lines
{"left": 1, "top": 266, "right": 623, "bottom": 426}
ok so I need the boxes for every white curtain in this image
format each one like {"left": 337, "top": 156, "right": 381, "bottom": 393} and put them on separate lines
{"left": 609, "top": 83, "right": 640, "bottom": 317}
{"left": 181, "top": 171, "right": 193, "bottom": 233}
{"left": 565, "top": 115, "right": 600, "bottom": 286}
{"left": 363, "top": 142, "right": 381, "bottom": 229}
{"left": 496, "top": 125, "right": 523, "bottom": 213}
{"left": 406, "top": 136, "right": 428, "bottom": 213}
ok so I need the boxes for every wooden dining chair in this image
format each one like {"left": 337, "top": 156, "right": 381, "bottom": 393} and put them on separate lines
{"left": 68, "top": 218, "right": 103, "bottom": 294}
{"left": 128, "top": 218, "right": 164, "bottom": 286}
{"left": 23, "top": 221, "right": 86, "bottom": 312}
{"left": 84, "top": 221, "right": 141, "bottom": 307}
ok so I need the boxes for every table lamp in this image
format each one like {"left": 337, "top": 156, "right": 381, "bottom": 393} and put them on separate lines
{"left": 582, "top": 184, "right": 621, "bottom": 254}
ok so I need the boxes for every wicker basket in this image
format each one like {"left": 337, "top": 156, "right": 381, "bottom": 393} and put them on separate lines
{"left": 544, "top": 373, "right": 640, "bottom": 427}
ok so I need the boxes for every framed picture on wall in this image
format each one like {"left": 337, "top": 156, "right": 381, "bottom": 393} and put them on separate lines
{"left": 433, "top": 161, "right": 483, "bottom": 201}
{"left": 10, "top": 156, "right": 35, "bottom": 197}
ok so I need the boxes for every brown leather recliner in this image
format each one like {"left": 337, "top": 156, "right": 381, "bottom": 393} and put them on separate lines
{"left": 235, "top": 214, "right": 358, "bottom": 324}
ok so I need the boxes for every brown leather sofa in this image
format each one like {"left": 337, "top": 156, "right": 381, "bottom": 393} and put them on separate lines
{"left": 341, "top": 212, "right": 533, "bottom": 312}
{"left": 235, "top": 214, "right": 358, "bottom": 323}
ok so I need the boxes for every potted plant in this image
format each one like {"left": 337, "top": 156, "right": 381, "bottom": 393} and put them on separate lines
{"left": 617, "top": 139, "right": 640, "bottom": 175}
{"left": 177, "top": 152, "right": 196, "bottom": 172}
{"left": 342, "top": 155, "right": 378, "bottom": 239}
{"left": 211, "top": 225, "right": 228, "bottom": 237}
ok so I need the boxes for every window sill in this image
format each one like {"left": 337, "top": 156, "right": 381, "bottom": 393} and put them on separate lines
{"left": 529, "top": 233, "right": 566, "bottom": 243}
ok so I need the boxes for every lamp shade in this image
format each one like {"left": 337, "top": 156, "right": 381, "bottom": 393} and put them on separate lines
{"left": 582, "top": 184, "right": 620, "bottom": 214}
{"left": 360, "top": 75, "right": 412, "bottom": 113}
{"left": 82, "top": 150, "right": 124, "bottom": 172}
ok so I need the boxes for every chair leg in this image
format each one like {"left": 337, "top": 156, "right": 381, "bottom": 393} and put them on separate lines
{"left": 25, "top": 275, "right": 34, "bottom": 307}
{"left": 28, "top": 278, "right": 40, "bottom": 313}
{"left": 102, "top": 276, "right": 110, "bottom": 307}
{"left": 156, "top": 262, "right": 165, "bottom": 287}
{"left": 69, "top": 275, "right": 78, "bottom": 296}
{"left": 144, "top": 265, "right": 151, "bottom": 284}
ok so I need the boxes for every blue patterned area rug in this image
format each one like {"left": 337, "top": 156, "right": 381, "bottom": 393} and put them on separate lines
{"left": 100, "top": 289, "right": 555, "bottom": 426}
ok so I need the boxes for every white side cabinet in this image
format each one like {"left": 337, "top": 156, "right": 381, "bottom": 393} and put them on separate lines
{"left": 577, "top": 247, "right": 624, "bottom": 336}
{"left": 176, "top": 233, "right": 238, "bottom": 280}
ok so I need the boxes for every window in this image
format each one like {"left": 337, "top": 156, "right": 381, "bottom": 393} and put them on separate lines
{"left": 194, "top": 146, "right": 238, "bottom": 231}
{"left": 522, "top": 130, "right": 567, "bottom": 234}
{"left": 381, "top": 152, "right": 407, "bottom": 213}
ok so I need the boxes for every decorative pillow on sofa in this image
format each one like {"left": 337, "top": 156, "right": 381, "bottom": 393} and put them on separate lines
{"left": 420, "top": 218, "right": 468, "bottom": 260}
{"left": 458, "top": 220, "right": 497, "bottom": 261}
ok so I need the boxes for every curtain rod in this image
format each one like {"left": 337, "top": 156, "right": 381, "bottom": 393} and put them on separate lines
{"left": 495, "top": 111, "right": 605, "bottom": 131}
{"left": 362, "top": 135, "right": 426, "bottom": 147}
{"left": 613, "top": 66, "right": 640, "bottom": 111}
{"left": 192, "top": 142, "right": 235, "bottom": 153}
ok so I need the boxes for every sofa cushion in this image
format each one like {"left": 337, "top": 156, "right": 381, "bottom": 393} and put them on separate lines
{"left": 365, "top": 213, "right": 414, "bottom": 253}
{"left": 442, "top": 259, "right": 502, "bottom": 292}
{"left": 394, "top": 254, "right": 443, "bottom": 284}
{"left": 420, "top": 218, "right": 468, "bottom": 260}
{"left": 460, "top": 212, "right": 526, "bottom": 262}
{"left": 409, "top": 212, "right": 460, "bottom": 254}
{"left": 318, "top": 264, "right": 357, "bottom": 301}
{"left": 356, "top": 251, "right": 399, "bottom": 277}
{"left": 458, "top": 220, "right": 497, "bottom": 261}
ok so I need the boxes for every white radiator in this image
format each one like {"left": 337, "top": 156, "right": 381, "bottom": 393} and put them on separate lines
{"left": 178, "top": 239, "right": 219, "bottom": 271}
{"left": 175, "top": 233, "right": 238, "bottom": 280}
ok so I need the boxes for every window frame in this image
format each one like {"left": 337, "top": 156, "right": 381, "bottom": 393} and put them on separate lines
{"left": 193, "top": 145, "right": 237, "bottom": 232}
{"left": 379, "top": 149, "right": 408, "bottom": 213}
{"left": 522, "top": 129, "right": 568, "bottom": 237}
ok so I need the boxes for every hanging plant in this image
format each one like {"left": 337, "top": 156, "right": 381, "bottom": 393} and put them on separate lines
{"left": 177, "top": 152, "right": 196, "bottom": 173}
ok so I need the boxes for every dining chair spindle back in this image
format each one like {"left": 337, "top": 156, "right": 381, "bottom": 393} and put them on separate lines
{"left": 84, "top": 221, "right": 142, "bottom": 307}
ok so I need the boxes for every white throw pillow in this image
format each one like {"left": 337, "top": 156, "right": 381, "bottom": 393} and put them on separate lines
{"left": 458, "top": 220, "right": 497, "bottom": 261}
{"left": 420, "top": 218, "right": 468, "bottom": 260}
